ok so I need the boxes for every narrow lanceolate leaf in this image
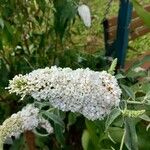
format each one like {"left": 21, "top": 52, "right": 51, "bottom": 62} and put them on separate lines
{"left": 53, "top": 0, "right": 77, "bottom": 39}
{"left": 121, "top": 84, "right": 135, "bottom": 100}
{"left": 105, "top": 108, "right": 121, "bottom": 131}
{"left": 146, "top": 124, "right": 150, "bottom": 131}
{"left": 54, "top": 123, "right": 65, "bottom": 145}
{"left": 78, "top": 4, "right": 91, "bottom": 27}
{"left": 42, "top": 111, "right": 64, "bottom": 127}
{"left": 132, "top": 0, "right": 150, "bottom": 28}
{"left": 124, "top": 118, "right": 138, "bottom": 150}
{"left": 140, "top": 114, "right": 150, "bottom": 122}
{"left": 144, "top": 91, "right": 150, "bottom": 103}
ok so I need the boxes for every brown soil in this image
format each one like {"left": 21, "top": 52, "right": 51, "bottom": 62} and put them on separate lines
{"left": 125, "top": 51, "right": 150, "bottom": 70}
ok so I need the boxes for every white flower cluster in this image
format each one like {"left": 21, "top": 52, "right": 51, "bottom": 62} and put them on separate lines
{"left": 7, "top": 66, "right": 122, "bottom": 120}
{"left": 133, "top": 67, "right": 146, "bottom": 73}
{"left": 78, "top": 4, "right": 91, "bottom": 27}
{"left": 0, "top": 104, "right": 53, "bottom": 143}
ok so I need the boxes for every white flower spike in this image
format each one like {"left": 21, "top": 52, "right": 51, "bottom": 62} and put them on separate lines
{"left": 78, "top": 4, "right": 91, "bottom": 27}
{"left": 7, "top": 66, "right": 122, "bottom": 121}
{"left": 0, "top": 104, "right": 53, "bottom": 143}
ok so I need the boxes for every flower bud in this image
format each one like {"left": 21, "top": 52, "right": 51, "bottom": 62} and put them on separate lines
{"left": 78, "top": 4, "right": 91, "bottom": 27}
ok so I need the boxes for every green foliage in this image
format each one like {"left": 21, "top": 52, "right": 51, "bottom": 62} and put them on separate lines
{"left": 82, "top": 130, "right": 90, "bottom": 150}
{"left": 124, "top": 118, "right": 138, "bottom": 150}
{"left": 53, "top": 0, "right": 78, "bottom": 40}
{"left": 0, "top": 0, "right": 150, "bottom": 150}
{"left": 108, "top": 58, "right": 117, "bottom": 75}
{"left": 132, "top": 0, "right": 150, "bottom": 28}
{"left": 105, "top": 108, "right": 121, "bottom": 131}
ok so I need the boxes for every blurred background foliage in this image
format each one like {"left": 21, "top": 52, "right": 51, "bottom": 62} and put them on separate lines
{"left": 0, "top": 0, "right": 150, "bottom": 149}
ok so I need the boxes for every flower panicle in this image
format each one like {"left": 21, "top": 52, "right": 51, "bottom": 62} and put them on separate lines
{"left": 0, "top": 116, "right": 22, "bottom": 143}
{"left": 122, "top": 109, "right": 145, "bottom": 118}
{"left": 0, "top": 104, "right": 53, "bottom": 144}
{"left": 7, "top": 66, "right": 122, "bottom": 121}
{"left": 108, "top": 58, "right": 118, "bottom": 75}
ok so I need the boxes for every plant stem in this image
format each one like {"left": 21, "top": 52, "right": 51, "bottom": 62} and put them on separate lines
{"left": 119, "top": 129, "right": 126, "bottom": 150}
{"left": 126, "top": 100, "right": 145, "bottom": 105}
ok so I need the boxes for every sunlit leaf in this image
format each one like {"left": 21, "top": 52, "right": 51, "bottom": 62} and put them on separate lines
{"left": 121, "top": 84, "right": 135, "bottom": 100}
{"left": 140, "top": 114, "right": 150, "bottom": 122}
{"left": 105, "top": 108, "right": 121, "bottom": 130}
{"left": 82, "top": 130, "right": 90, "bottom": 150}
{"left": 132, "top": 0, "right": 150, "bottom": 28}
{"left": 0, "top": 18, "right": 4, "bottom": 29}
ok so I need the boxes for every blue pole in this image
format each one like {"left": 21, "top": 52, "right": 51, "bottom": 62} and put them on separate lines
{"left": 115, "top": 0, "right": 133, "bottom": 68}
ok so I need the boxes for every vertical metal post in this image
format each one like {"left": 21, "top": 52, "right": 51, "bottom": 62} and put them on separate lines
{"left": 115, "top": 0, "right": 133, "bottom": 68}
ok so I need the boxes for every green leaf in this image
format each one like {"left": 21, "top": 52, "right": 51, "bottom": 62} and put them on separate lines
{"left": 124, "top": 118, "right": 138, "bottom": 150}
{"left": 85, "top": 120, "right": 100, "bottom": 150}
{"left": 53, "top": 0, "right": 77, "bottom": 39}
{"left": 67, "top": 112, "right": 80, "bottom": 128}
{"left": 35, "top": 102, "right": 53, "bottom": 110}
{"left": 105, "top": 108, "right": 121, "bottom": 131}
{"left": 146, "top": 124, "right": 150, "bottom": 131}
{"left": 81, "top": 129, "right": 96, "bottom": 150}
{"left": 0, "top": 38, "right": 3, "bottom": 50}
{"left": 121, "top": 84, "right": 135, "bottom": 100}
{"left": 54, "top": 123, "right": 65, "bottom": 146}
{"left": 82, "top": 130, "right": 90, "bottom": 150}
{"left": 141, "top": 83, "right": 150, "bottom": 94}
{"left": 3, "top": 22, "right": 14, "bottom": 44}
{"left": 132, "top": 0, "right": 150, "bottom": 28}
{"left": 140, "top": 114, "right": 150, "bottom": 122}
{"left": 108, "top": 127, "right": 124, "bottom": 143}
{"left": 0, "top": 18, "right": 4, "bottom": 29}
{"left": 33, "top": 128, "right": 49, "bottom": 137}
{"left": 36, "top": 0, "right": 46, "bottom": 12}
{"left": 9, "top": 135, "right": 25, "bottom": 150}
{"left": 144, "top": 91, "right": 150, "bottom": 102}
{"left": 42, "top": 111, "right": 64, "bottom": 127}
{"left": 115, "top": 74, "right": 125, "bottom": 79}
